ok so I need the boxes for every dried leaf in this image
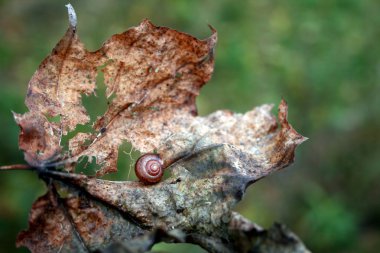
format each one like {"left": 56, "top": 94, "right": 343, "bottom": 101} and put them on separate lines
{"left": 17, "top": 186, "right": 145, "bottom": 252}
{"left": 18, "top": 101, "right": 306, "bottom": 252}
{"left": 61, "top": 107, "right": 304, "bottom": 232}
{"left": 68, "top": 19, "right": 217, "bottom": 175}
{"left": 13, "top": 112, "right": 61, "bottom": 166}
{"left": 98, "top": 229, "right": 185, "bottom": 253}
{"left": 12, "top": 5, "right": 308, "bottom": 253}
{"left": 25, "top": 27, "right": 98, "bottom": 134}
{"left": 21, "top": 13, "right": 217, "bottom": 175}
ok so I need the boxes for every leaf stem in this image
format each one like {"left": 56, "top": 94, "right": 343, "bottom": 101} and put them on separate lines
{"left": 0, "top": 164, "right": 32, "bottom": 171}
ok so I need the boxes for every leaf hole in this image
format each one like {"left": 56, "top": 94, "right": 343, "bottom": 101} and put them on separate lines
{"left": 60, "top": 124, "right": 94, "bottom": 151}
{"left": 101, "top": 141, "right": 141, "bottom": 181}
{"left": 46, "top": 115, "right": 61, "bottom": 123}
{"left": 81, "top": 67, "right": 109, "bottom": 124}
{"left": 74, "top": 156, "right": 100, "bottom": 176}
{"left": 151, "top": 242, "right": 207, "bottom": 253}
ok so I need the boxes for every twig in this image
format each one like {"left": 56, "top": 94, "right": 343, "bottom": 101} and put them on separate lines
{"left": 0, "top": 164, "right": 32, "bottom": 171}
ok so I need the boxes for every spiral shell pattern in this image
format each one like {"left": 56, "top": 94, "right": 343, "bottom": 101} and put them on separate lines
{"left": 135, "top": 154, "right": 164, "bottom": 184}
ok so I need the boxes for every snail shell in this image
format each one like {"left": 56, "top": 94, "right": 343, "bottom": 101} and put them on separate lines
{"left": 135, "top": 153, "right": 164, "bottom": 184}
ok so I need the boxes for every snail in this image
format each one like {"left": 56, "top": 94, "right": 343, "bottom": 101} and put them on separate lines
{"left": 135, "top": 153, "right": 164, "bottom": 184}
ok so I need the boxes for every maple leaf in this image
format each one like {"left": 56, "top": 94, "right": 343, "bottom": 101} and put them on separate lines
{"left": 2, "top": 4, "right": 310, "bottom": 253}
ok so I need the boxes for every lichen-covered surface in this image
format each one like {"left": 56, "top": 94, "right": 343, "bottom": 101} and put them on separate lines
{"left": 13, "top": 5, "right": 308, "bottom": 253}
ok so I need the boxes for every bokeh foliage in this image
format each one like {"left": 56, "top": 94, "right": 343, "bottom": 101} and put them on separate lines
{"left": 0, "top": 0, "right": 379, "bottom": 252}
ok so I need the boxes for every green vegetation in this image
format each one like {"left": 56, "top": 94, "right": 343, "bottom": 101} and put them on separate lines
{"left": 0, "top": 0, "right": 379, "bottom": 252}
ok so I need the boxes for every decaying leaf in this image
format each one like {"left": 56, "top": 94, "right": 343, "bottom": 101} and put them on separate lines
{"left": 13, "top": 111, "right": 61, "bottom": 166}
{"left": 21, "top": 2, "right": 217, "bottom": 175}
{"left": 11, "top": 4, "right": 309, "bottom": 253}
{"left": 69, "top": 18, "right": 217, "bottom": 175}
{"left": 17, "top": 185, "right": 146, "bottom": 252}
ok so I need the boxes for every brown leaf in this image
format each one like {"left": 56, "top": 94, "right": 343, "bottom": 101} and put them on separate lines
{"left": 13, "top": 5, "right": 308, "bottom": 253}
{"left": 68, "top": 19, "right": 217, "bottom": 175}
{"left": 20, "top": 12, "right": 217, "bottom": 175}
{"left": 13, "top": 112, "right": 61, "bottom": 166}
{"left": 25, "top": 27, "right": 98, "bottom": 134}
{"left": 17, "top": 185, "right": 145, "bottom": 252}
{"left": 16, "top": 190, "right": 85, "bottom": 252}
{"left": 17, "top": 104, "right": 307, "bottom": 251}
{"left": 52, "top": 105, "right": 304, "bottom": 233}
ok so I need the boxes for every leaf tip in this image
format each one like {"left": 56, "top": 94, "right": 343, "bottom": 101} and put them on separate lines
{"left": 65, "top": 3, "right": 77, "bottom": 29}
{"left": 278, "top": 98, "right": 308, "bottom": 145}
{"left": 12, "top": 111, "right": 21, "bottom": 122}
{"left": 207, "top": 24, "right": 218, "bottom": 50}
{"left": 138, "top": 18, "right": 155, "bottom": 32}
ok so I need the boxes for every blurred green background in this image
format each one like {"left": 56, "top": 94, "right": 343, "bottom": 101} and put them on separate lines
{"left": 0, "top": 0, "right": 379, "bottom": 252}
